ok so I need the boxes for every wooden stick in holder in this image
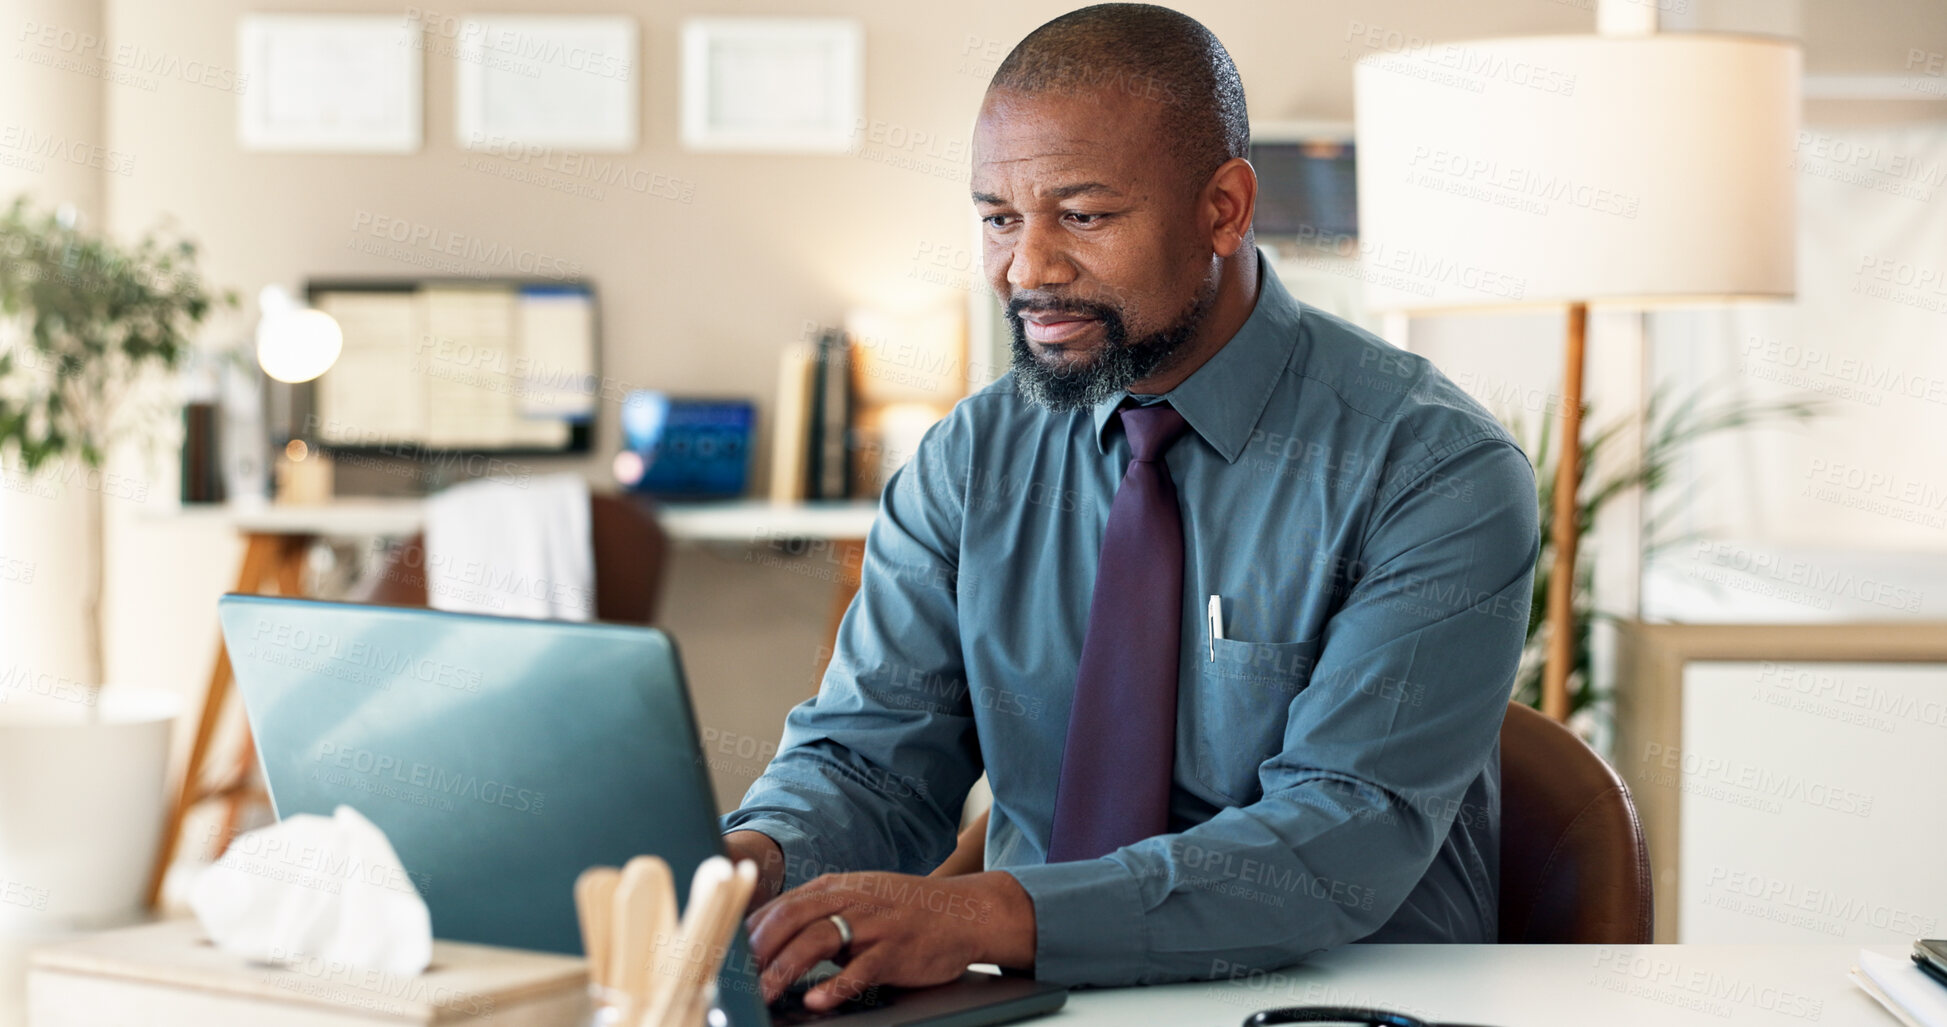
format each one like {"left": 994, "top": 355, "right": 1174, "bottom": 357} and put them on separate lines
{"left": 666, "top": 859, "right": 759, "bottom": 1027}
{"left": 635, "top": 857, "right": 731, "bottom": 1027}
{"left": 611, "top": 856, "right": 675, "bottom": 1024}
{"left": 573, "top": 867, "right": 620, "bottom": 996}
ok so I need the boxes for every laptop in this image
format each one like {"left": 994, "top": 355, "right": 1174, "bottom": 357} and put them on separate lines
{"left": 217, "top": 595, "right": 1066, "bottom": 1027}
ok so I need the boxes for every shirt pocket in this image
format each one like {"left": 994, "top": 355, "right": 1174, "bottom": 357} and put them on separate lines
{"left": 1187, "top": 634, "right": 1323, "bottom": 806}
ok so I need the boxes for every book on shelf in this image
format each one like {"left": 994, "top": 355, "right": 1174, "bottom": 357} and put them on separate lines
{"left": 773, "top": 328, "right": 861, "bottom": 503}
{"left": 768, "top": 343, "right": 817, "bottom": 503}
{"left": 807, "top": 327, "right": 854, "bottom": 501}
{"left": 772, "top": 309, "right": 971, "bottom": 504}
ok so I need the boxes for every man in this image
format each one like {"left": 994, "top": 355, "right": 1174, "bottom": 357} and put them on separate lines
{"left": 724, "top": 3, "right": 1538, "bottom": 1011}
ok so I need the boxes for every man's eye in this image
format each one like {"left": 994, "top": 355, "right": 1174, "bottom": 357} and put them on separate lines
{"left": 1065, "top": 212, "right": 1106, "bottom": 225}
{"left": 981, "top": 214, "right": 1014, "bottom": 228}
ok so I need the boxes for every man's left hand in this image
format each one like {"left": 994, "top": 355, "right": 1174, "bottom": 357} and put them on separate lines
{"left": 744, "top": 870, "right": 1036, "bottom": 1012}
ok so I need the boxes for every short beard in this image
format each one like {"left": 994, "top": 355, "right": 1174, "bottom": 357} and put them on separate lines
{"left": 1007, "top": 280, "right": 1217, "bottom": 411}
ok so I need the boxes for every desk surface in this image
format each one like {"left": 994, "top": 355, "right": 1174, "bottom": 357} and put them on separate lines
{"left": 1, "top": 938, "right": 1902, "bottom": 1027}
{"left": 1051, "top": 944, "right": 1896, "bottom": 1026}
{"left": 155, "top": 497, "right": 880, "bottom": 543}
{"left": 657, "top": 499, "right": 878, "bottom": 543}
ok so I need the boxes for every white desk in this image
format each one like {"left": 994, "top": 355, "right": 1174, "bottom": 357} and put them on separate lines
{"left": 3, "top": 941, "right": 1902, "bottom": 1027}
{"left": 1052, "top": 944, "right": 1897, "bottom": 1025}
{"left": 657, "top": 499, "right": 878, "bottom": 543}
{"left": 158, "top": 497, "right": 880, "bottom": 543}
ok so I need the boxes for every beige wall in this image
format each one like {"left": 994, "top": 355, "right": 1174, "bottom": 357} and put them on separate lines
{"left": 97, "top": 0, "right": 1596, "bottom": 414}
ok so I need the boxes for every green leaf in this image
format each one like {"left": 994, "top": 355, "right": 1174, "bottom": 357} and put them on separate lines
{"left": 0, "top": 197, "right": 232, "bottom": 471}
{"left": 1507, "top": 379, "right": 1827, "bottom": 725}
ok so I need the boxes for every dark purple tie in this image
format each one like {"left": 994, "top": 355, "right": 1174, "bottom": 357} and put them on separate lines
{"left": 1047, "top": 401, "right": 1191, "bottom": 862}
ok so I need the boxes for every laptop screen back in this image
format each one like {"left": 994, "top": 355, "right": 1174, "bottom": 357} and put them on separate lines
{"left": 217, "top": 595, "right": 770, "bottom": 1026}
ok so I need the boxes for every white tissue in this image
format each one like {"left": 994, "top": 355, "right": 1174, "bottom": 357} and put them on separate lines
{"left": 189, "top": 805, "right": 433, "bottom": 977}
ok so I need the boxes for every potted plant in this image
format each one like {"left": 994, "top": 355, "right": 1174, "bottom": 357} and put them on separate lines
{"left": 1505, "top": 384, "right": 1821, "bottom": 736}
{"left": 0, "top": 196, "right": 235, "bottom": 931}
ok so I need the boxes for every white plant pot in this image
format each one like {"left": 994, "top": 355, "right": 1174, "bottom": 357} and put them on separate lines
{"left": 0, "top": 685, "right": 180, "bottom": 934}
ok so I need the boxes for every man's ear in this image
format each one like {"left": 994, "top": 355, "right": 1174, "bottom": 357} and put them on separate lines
{"left": 1204, "top": 157, "right": 1258, "bottom": 259}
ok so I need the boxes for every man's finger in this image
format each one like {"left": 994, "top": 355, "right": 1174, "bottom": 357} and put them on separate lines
{"left": 756, "top": 915, "right": 849, "bottom": 1004}
{"left": 805, "top": 948, "right": 886, "bottom": 1012}
{"left": 745, "top": 872, "right": 846, "bottom": 927}
{"left": 746, "top": 887, "right": 848, "bottom": 964}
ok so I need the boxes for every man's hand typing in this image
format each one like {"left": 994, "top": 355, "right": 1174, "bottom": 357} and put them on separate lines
{"left": 743, "top": 870, "right": 1036, "bottom": 1012}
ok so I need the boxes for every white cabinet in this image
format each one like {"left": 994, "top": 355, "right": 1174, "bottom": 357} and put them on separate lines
{"left": 1676, "top": 661, "right": 1947, "bottom": 943}
{"left": 1614, "top": 622, "right": 1947, "bottom": 943}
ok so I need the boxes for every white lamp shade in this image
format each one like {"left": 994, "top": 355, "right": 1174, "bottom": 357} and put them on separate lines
{"left": 1353, "top": 34, "right": 1801, "bottom": 312}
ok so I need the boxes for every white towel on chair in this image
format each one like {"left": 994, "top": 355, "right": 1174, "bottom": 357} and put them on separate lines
{"left": 423, "top": 473, "right": 595, "bottom": 621}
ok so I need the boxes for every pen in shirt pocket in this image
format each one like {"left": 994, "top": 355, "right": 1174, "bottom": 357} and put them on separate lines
{"left": 1208, "top": 594, "right": 1224, "bottom": 661}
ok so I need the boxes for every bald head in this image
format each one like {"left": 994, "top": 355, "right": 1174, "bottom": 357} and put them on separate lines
{"left": 988, "top": 3, "right": 1249, "bottom": 188}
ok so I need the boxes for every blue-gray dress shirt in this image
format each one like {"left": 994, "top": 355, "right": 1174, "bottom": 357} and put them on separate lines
{"left": 722, "top": 256, "right": 1540, "bottom": 987}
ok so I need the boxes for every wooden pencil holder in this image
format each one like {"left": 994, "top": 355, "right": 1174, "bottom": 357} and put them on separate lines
{"left": 577, "top": 855, "right": 757, "bottom": 1027}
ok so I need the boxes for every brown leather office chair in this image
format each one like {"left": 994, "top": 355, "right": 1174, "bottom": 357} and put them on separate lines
{"left": 363, "top": 492, "right": 671, "bottom": 624}
{"left": 930, "top": 701, "right": 1653, "bottom": 944}
{"left": 1497, "top": 700, "right": 1652, "bottom": 943}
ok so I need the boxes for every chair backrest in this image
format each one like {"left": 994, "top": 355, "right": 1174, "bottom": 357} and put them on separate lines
{"left": 1497, "top": 700, "right": 1654, "bottom": 943}
{"left": 363, "top": 493, "right": 669, "bottom": 625}
{"left": 586, "top": 493, "right": 670, "bottom": 624}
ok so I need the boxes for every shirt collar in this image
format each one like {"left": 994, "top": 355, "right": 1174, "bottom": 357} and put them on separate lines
{"left": 1091, "top": 249, "right": 1303, "bottom": 462}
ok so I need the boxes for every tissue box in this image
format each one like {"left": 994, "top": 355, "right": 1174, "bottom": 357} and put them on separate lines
{"left": 28, "top": 919, "right": 590, "bottom": 1027}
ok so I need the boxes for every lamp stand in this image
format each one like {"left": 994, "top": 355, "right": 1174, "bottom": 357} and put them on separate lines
{"left": 1541, "top": 302, "right": 1588, "bottom": 722}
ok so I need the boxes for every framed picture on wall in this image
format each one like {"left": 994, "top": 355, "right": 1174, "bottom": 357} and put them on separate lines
{"left": 456, "top": 15, "right": 639, "bottom": 151}
{"left": 237, "top": 15, "right": 421, "bottom": 153}
{"left": 680, "top": 17, "right": 863, "bottom": 153}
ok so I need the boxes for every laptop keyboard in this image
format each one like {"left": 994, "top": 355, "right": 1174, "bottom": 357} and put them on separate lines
{"left": 766, "top": 974, "right": 895, "bottom": 1024}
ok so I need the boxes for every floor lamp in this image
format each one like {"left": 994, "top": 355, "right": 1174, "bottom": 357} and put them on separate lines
{"left": 1353, "top": 33, "right": 1800, "bottom": 722}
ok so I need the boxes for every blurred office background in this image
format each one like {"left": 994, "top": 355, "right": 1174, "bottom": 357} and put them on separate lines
{"left": 1, "top": 0, "right": 1944, "bottom": 991}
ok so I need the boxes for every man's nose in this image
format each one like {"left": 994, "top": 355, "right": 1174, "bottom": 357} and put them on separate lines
{"left": 1005, "top": 219, "right": 1078, "bottom": 292}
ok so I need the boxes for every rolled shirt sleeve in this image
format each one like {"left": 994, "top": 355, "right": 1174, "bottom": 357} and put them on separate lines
{"left": 721, "top": 414, "right": 983, "bottom": 890}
